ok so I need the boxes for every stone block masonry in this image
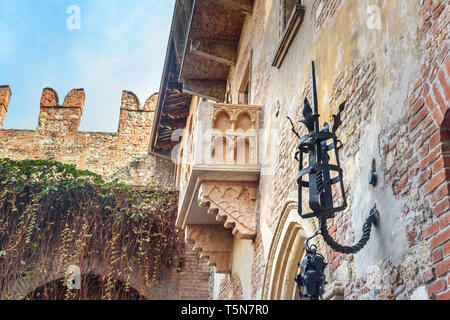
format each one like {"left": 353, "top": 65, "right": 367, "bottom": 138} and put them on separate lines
{"left": 0, "top": 86, "right": 173, "bottom": 187}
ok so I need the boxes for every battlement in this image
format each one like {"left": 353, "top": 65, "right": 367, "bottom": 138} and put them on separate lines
{"left": 0, "top": 86, "right": 158, "bottom": 134}
{"left": 38, "top": 88, "right": 85, "bottom": 133}
{"left": 0, "top": 86, "right": 172, "bottom": 187}
{"left": 121, "top": 90, "right": 157, "bottom": 112}
{"left": 0, "top": 86, "right": 12, "bottom": 128}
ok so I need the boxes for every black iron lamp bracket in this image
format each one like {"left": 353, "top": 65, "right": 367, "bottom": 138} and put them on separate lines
{"left": 289, "top": 61, "right": 380, "bottom": 255}
{"left": 295, "top": 207, "right": 379, "bottom": 300}
{"left": 320, "top": 205, "right": 380, "bottom": 255}
{"left": 292, "top": 61, "right": 381, "bottom": 300}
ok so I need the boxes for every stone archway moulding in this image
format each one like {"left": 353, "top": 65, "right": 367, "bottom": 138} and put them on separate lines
{"left": 5, "top": 257, "right": 149, "bottom": 300}
{"left": 262, "top": 199, "right": 344, "bottom": 300}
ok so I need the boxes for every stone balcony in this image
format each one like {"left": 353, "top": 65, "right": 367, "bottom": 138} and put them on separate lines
{"left": 177, "top": 101, "right": 261, "bottom": 273}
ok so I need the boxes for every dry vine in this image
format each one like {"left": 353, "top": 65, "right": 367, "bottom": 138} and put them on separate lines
{"left": 0, "top": 159, "right": 184, "bottom": 300}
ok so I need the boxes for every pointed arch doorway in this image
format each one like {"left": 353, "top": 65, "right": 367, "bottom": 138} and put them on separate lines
{"left": 262, "top": 200, "right": 344, "bottom": 300}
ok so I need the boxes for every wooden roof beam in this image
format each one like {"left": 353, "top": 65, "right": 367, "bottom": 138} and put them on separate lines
{"left": 190, "top": 39, "right": 237, "bottom": 66}
{"left": 207, "top": 0, "right": 253, "bottom": 15}
{"left": 163, "top": 111, "right": 190, "bottom": 119}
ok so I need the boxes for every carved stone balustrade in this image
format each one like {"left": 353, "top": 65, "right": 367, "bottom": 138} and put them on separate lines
{"left": 178, "top": 101, "right": 261, "bottom": 273}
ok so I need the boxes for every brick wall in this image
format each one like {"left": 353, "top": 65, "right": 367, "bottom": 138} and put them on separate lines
{"left": 0, "top": 87, "right": 173, "bottom": 187}
{"left": 218, "top": 273, "right": 244, "bottom": 300}
{"left": 389, "top": 0, "right": 449, "bottom": 300}
{"left": 0, "top": 86, "right": 211, "bottom": 300}
{"left": 233, "top": 0, "right": 448, "bottom": 301}
{"left": 326, "top": 57, "right": 378, "bottom": 278}
{"left": 251, "top": 232, "right": 265, "bottom": 299}
{"left": 311, "top": 0, "right": 342, "bottom": 31}
{"left": 325, "top": 0, "right": 449, "bottom": 300}
{"left": 148, "top": 243, "right": 211, "bottom": 300}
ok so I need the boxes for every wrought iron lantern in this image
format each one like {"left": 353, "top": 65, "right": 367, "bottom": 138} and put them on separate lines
{"left": 295, "top": 234, "right": 327, "bottom": 300}
{"left": 290, "top": 61, "right": 380, "bottom": 300}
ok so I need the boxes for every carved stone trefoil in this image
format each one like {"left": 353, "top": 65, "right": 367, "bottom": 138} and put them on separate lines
{"left": 198, "top": 181, "right": 258, "bottom": 239}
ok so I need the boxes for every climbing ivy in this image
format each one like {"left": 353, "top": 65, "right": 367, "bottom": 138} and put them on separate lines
{"left": 0, "top": 158, "right": 183, "bottom": 300}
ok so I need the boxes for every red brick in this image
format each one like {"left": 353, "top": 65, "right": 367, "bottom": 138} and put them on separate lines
{"left": 328, "top": 224, "right": 337, "bottom": 235}
{"left": 425, "top": 94, "right": 435, "bottom": 111}
{"left": 434, "top": 183, "right": 449, "bottom": 203}
{"left": 421, "top": 114, "right": 435, "bottom": 130}
{"left": 411, "top": 97, "right": 425, "bottom": 114}
{"left": 437, "top": 289, "right": 450, "bottom": 300}
{"left": 432, "top": 83, "right": 448, "bottom": 116}
{"left": 437, "top": 70, "right": 450, "bottom": 101}
{"left": 425, "top": 124, "right": 439, "bottom": 141}
{"left": 423, "top": 82, "right": 430, "bottom": 96}
{"left": 406, "top": 156, "right": 419, "bottom": 171}
{"left": 443, "top": 147, "right": 450, "bottom": 165}
{"left": 435, "top": 257, "right": 450, "bottom": 277}
{"left": 440, "top": 212, "right": 450, "bottom": 229}
{"left": 431, "top": 227, "right": 450, "bottom": 248}
{"left": 433, "top": 248, "right": 443, "bottom": 263}
{"left": 431, "top": 105, "right": 444, "bottom": 126}
{"left": 424, "top": 169, "right": 447, "bottom": 195}
{"left": 426, "top": 222, "right": 440, "bottom": 239}
{"left": 433, "top": 156, "right": 445, "bottom": 174}
{"left": 444, "top": 241, "right": 450, "bottom": 256}
{"left": 394, "top": 175, "right": 409, "bottom": 196}
{"left": 433, "top": 198, "right": 450, "bottom": 217}
{"left": 432, "top": 3, "right": 445, "bottom": 19}
{"left": 441, "top": 130, "right": 450, "bottom": 146}
{"left": 421, "top": 145, "right": 442, "bottom": 170}
{"left": 421, "top": 0, "right": 432, "bottom": 13}
{"left": 429, "top": 130, "right": 442, "bottom": 150}
{"left": 419, "top": 143, "right": 430, "bottom": 158}
{"left": 427, "top": 279, "right": 447, "bottom": 297}
{"left": 409, "top": 166, "right": 420, "bottom": 179}
{"left": 422, "top": 268, "right": 435, "bottom": 283}
{"left": 407, "top": 228, "right": 417, "bottom": 242}
{"left": 446, "top": 56, "right": 450, "bottom": 78}
{"left": 420, "top": 20, "right": 432, "bottom": 35}
{"left": 410, "top": 107, "right": 429, "bottom": 131}
{"left": 422, "top": 64, "right": 432, "bottom": 80}
{"left": 419, "top": 169, "right": 432, "bottom": 186}
{"left": 409, "top": 93, "right": 419, "bottom": 107}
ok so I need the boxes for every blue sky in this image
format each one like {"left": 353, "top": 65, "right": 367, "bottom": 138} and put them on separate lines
{"left": 0, "top": 0, "right": 175, "bottom": 132}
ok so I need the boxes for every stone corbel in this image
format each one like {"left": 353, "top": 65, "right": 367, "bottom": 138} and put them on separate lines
{"left": 185, "top": 224, "right": 233, "bottom": 274}
{"left": 198, "top": 181, "right": 258, "bottom": 239}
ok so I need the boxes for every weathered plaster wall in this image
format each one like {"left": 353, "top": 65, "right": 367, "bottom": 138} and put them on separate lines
{"left": 220, "top": 0, "right": 449, "bottom": 300}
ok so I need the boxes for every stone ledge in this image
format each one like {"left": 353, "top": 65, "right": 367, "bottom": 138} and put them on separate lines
{"left": 198, "top": 181, "right": 257, "bottom": 239}
{"left": 185, "top": 224, "right": 233, "bottom": 274}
